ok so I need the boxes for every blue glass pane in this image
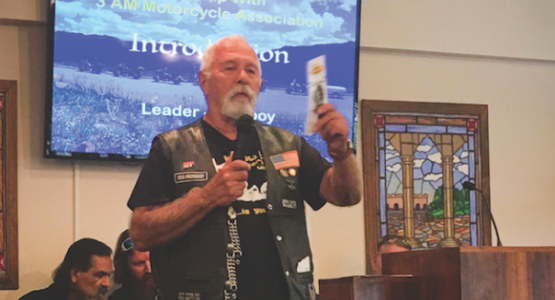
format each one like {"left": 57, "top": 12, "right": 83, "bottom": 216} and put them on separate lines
{"left": 469, "top": 152, "right": 476, "bottom": 178}
{"left": 468, "top": 135, "right": 475, "bottom": 150}
{"left": 421, "top": 136, "right": 434, "bottom": 146}
{"left": 456, "top": 174, "right": 469, "bottom": 187}
{"left": 379, "top": 149, "right": 385, "bottom": 177}
{"left": 379, "top": 133, "right": 385, "bottom": 148}
{"left": 448, "top": 126, "right": 467, "bottom": 134}
{"left": 387, "top": 171, "right": 402, "bottom": 194}
{"left": 385, "top": 124, "right": 406, "bottom": 132}
{"left": 391, "top": 175, "right": 402, "bottom": 194}
{"left": 432, "top": 163, "right": 442, "bottom": 173}
{"left": 428, "top": 146, "right": 440, "bottom": 155}
{"left": 414, "top": 151, "right": 427, "bottom": 159}
{"left": 380, "top": 179, "right": 387, "bottom": 222}
{"left": 455, "top": 143, "right": 466, "bottom": 156}
{"left": 470, "top": 190, "right": 476, "bottom": 222}
{"left": 386, "top": 156, "right": 401, "bottom": 166}
{"left": 430, "top": 179, "right": 443, "bottom": 190}
{"left": 382, "top": 224, "right": 388, "bottom": 237}
{"left": 471, "top": 224, "right": 477, "bottom": 246}
{"left": 407, "top": 125, "right": 446, "bottom": 133}
{"left": 414, "top": 180, "right": 423, "bottom": 193}
{"left": 453, "top": 170, "right": 466, "bottom": 185}
{"left": 422, "top": 160, "right": 433, "bottom": 174}
{"left": 414, "top": 168, "right": 424, "bottom": 179}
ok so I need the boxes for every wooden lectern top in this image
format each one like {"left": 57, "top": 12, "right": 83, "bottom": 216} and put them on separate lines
{"left": 382, "top": 246, "right": 555, "bottom": 300}
{"left": 460, "top": 246, "right": 555, "bottom": 253}
{"left": 319, "top": 275, "right": 419, "bottom": 300}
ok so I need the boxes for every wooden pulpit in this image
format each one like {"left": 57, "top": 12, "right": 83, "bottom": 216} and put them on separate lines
{"left": 319, "top": 275, "right": 420, "bottom": 300}
{"left": 382, "top": 246, "right": 555, "bottom": 300}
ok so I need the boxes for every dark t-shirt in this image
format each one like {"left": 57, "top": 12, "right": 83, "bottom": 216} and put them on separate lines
{"left": 19, "top": 285, "right": 67, "bottom": 300}
{"left": 108, "top": 285, "right": 159, "bottom": 300}
{"left": 128, "top": 120, "right": 331, "bottom": 300}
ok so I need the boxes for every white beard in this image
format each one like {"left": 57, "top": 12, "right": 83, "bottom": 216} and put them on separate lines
{"left": 221, "top": 84, "right": 257, "bottom": 120}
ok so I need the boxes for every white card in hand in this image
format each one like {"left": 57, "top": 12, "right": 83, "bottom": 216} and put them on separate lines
{"left": 304, "top": 55, "right": 327, "bottom": 135}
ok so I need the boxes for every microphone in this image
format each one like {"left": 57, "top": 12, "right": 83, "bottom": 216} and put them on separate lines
{"left": 233, "top": 114, "right": 255, "bottom": 161}
{"left": 462, "top": 181, "right": 502, "bottom": 246}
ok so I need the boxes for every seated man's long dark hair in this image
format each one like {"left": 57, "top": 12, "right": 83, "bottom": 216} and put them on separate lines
{"left": 52, "top": 238, "right": 112, "bottom": 293}
{"left": 113, "top": 230, "right": 133, "bottom": 285}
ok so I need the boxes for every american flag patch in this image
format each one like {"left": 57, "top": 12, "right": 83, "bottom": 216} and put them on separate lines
{"left": 182, "top": 161, "right": 195, "bottom": 169}
{"left": 270, "top": 151, "right": 300, "bottom": 170}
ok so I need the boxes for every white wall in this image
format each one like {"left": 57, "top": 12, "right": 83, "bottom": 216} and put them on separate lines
{"left": 1, "top": 0, "right": 555, "bottom": 298}
{"left": 360, "top": 0, "right": 555, "bottom": 61}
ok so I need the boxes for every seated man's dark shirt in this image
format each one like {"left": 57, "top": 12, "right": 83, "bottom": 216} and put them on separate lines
{"left": 108, "top": 285, "right": 159, "bottom": 300}
{"left": 19, "top": 284, "right": 67, "bottom": 300}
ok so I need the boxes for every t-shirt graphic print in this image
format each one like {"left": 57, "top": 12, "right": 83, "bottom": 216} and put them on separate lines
{"left": 204, "top": 121, "right": 289, "bottom": 300}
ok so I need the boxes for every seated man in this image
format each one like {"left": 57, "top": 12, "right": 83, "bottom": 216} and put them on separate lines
{"left": 20, "top": 238, "right": 113, "bottom": 300}
{"left": 109, "top": 230, "right": 158, "bottom": 300}
{"left": 372, "top": 235, "right": 412, "bottom": 274}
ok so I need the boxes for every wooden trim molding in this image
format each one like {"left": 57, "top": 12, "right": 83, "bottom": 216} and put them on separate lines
{"left": 0, "top": 80, "right": 18, "bottom": 289}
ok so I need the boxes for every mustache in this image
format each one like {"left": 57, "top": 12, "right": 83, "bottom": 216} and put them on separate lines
{"left": 97, "top": 286, "right": 109, "bottom": 296}
{"left": 88, "top": 286, "right": 109, "bottom": 300}
{"left": 228, "top": 84, "right": 256, "bottom": 100}
{"left": 140, "top": 272, "right": 156, "bottom": 287}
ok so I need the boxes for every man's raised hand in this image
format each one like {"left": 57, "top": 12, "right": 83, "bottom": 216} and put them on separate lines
{"left": 201, "top": 151, "right": 250, "bottom": 207}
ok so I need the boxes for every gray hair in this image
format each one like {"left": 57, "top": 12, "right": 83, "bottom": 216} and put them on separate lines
{"left": 200, "top": 35, "right": 261, "bottom": 77}
{"left": 377, "top": 235, "right": 412, "bottom": 251}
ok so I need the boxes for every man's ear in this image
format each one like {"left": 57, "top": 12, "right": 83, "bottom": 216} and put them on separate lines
{"left": 70, "top": 269, "right": 80, "bottom": 283}
{"left": 199, "top": 71, "right": 208, "bottom": 95}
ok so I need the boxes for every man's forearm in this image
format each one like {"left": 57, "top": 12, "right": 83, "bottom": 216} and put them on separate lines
{"left": 129, "top": 187, "right": 216, "bottom": 251}
{"left": 321, "top": 153, "right": 362, "bottom": 206}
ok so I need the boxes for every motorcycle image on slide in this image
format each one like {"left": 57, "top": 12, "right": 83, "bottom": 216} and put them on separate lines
{"left": 79, "top": 58, "right": 103, "bottom": 74}
{"left": 113, "top": 63, "right": 144, "bottom": 79}
{"left": 285, "top": 78, "right": 346, "bottom": 99}
{"left": 153, "top": 68, "right": 185, "bottom": 85}
{"left": 78, "top": 60, "right": 91, "bottom": 72}
{"left": 285, "top": 78, "right": 307, "bottom": 95}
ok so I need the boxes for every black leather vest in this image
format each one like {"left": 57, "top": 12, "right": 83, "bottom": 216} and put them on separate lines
{"left": 151, "top": 120, "right": 316, "bottom": 300}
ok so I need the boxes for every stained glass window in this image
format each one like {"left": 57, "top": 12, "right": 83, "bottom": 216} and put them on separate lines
{"left": 376, "top": 113, "right": 479, "bottom": 248}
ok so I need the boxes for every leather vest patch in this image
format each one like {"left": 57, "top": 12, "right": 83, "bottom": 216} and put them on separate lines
{"left": 174, "top": 171, "right": 208, "bottom": 183}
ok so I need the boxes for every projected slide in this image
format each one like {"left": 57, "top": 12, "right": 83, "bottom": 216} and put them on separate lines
{"left": 48, "top": 0, "right": 360, "bottom": 160}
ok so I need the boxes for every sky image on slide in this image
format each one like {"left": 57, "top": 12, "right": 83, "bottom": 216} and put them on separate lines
{"left": 47, "top": 0, "right": 361, "bottom": 160}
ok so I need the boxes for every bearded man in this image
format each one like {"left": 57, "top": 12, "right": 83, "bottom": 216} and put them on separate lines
{"left": 109, "top": 230, "right": 158, "bottom": 300}
{"left": 127, "top": 35, "right": 362, "bottom": 300}
{"left": 20, "top": 238, "right": 112, "bottom": 300}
